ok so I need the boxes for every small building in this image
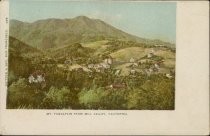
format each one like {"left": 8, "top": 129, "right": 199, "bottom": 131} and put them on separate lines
{"left": 28, "top": 75, "right": 35, "bottom": 84}
{"left": 147, "top": 53, "right": 153, "bottom": 58}
{"left": 104, "top": 57, "right": 113, "bottom": 65}
{"left": 115, "top": 69, "right": 121, "bottom": 76}
{"left": 28, "top": 70, "right": 46, "bottom": 84}
{"left": 37, "top": 75, "right": 45, "bottom": 83}
{"left": 154, "top": 63, "right": 160, "bottom": 69}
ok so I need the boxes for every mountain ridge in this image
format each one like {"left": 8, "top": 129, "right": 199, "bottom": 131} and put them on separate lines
{"left": 10, "top": 16, "right": 175, "bottom": 49}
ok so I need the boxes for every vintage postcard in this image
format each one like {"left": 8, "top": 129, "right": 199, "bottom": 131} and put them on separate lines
{"left": 0, "top": 0, "right": 209, "bottom": 135}
{"left": 7, "top": 0, "right": 176, "bottom": 110}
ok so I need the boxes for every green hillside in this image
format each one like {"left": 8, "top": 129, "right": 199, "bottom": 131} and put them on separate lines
{"left": 10, "top": 16, "right": 175, "bottom": 49}
{"left": 8, "top": 36, "right": 43, "bottom": 85}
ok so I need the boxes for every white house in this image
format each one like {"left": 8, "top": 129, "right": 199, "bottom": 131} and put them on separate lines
{"left": 154, "top": 63, "right": 160, "bottom": 69}
{"left": 37, "top": 75, "right": 45, "bottom": 83}
{"left": 28, "top": 75, "right": 35, "bottom": 84}
{"left": 104, "top": 56, "right": 113, "bottom": 65}
{"left": 28, "top": 74, "right": 45, "bottom": 84}
{"left": 115, "top": 69, "right": 121, "bottom": 76}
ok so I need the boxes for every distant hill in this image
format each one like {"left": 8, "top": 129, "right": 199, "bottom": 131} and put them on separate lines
{"left": 50, "top": 43, "right": 94, "bottom": 59}
{"left": 10, "top": 16, "right": 175, "bottom": 49}
{"left": 8, "top": 36, "right": 43, "bottom": 80}
{"left": 9, "top": 36, "right": 42, "bottom": 58}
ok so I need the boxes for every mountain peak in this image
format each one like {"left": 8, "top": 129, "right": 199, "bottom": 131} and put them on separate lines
{"left": 73, "top": 16, "right": 91, "bottom": 20}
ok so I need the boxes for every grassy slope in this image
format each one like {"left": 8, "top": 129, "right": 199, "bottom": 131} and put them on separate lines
{"left": 110, "top": 47, "right": 146, "bottom": 62}
{"left": 81, "top": 40, "right": 175, "bottom": 75}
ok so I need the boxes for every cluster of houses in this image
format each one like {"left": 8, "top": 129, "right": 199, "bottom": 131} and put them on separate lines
{"left": 87, "top": 57, "right": 113, "bottom": 73}
{"left": 124, "top": 49, "right": 173, "bottom": 79}
{"left": 61, "top": 56, "right": 113, "bottom": 73}
{"left": 127, "top": 57, "right": 160, "bottom": 76}
{"left": 28, "top": 70, "right": 46, "bottom": 88}
{"left": 125, "top": 49, "right": 158, "bottom": 75}
{"left": 58, "top": 48, "right": 173, "bottom": 79}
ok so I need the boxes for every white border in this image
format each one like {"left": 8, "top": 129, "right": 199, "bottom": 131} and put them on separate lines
{"left": 0, "top": 1, "right": 209, "bottom": 135}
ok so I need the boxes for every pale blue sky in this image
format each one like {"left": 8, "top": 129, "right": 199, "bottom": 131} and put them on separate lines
{"left": 10, "top": 0, "right": 176, "bottom": 43}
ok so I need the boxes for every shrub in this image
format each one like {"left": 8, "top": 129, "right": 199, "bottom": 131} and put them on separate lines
{"left": 78, "top": 86, "right": 104, "bottom": 109}
{"left": 78, "top": 86, "right": 128, "bottom": 110}
{"left": 7, "top": 78, "right": 44, "bottom": 108}
{"left": 100, "top": 89, "right": 128, "bottom": 109}
{"left": 140, "top": 75, "right": 175, "bottom": 110}
{"left": 127, "top": 88, "right": 148, "bottom": 109}
{"left": 41, "top": 86, "right": 78, "bottom": 109}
